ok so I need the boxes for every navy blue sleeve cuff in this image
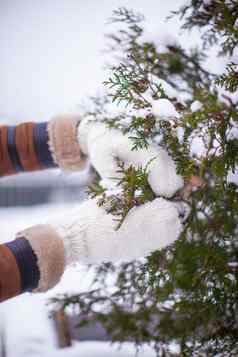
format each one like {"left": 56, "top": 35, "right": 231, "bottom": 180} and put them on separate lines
{"left": 6, "top": 237, "right": 40, "bottom": 292}
{"left": 33, "top": 122, "right": 58, "bottom": 169}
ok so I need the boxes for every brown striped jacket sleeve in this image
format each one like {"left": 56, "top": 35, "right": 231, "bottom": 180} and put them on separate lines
{"left": 0, "top": 244, "right": 21, "bottom": 302}
{"left": 0, "top": 122, "right": 56, "bottom": 177}
{"left": 0, "top": 116, "right": 86, "bottom": 177}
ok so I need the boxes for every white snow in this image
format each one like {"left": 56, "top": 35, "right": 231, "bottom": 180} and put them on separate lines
{"left": 234, "top": 18, "right": 238, "bottom": 30}
{"left": 203, "top": 0, "right": 213, "bottom": 6}
{"left": 190, "top": 136, "right": 206, "bottom": 158}
{"left": 100, "top": 178, "right": 123, "bottom": 196}
{"left": 176, "top": 126, "right": 185, "bottom": 144}
{"left": 0, "top": 295, "right": 58, "bottom": 357}
{"left": 0, "top": 295, "right": 157, "bottom": 357}
{"left": 228, "top": 262, "right": 238, "bottom": 268}
{"left": 225, "top": 273, "right": 236, "bottom": 282}
{"left": 150, "top": 75, "right": 180, "bottom": 99}
{"left": 50, "top": 342, "right": 156, "bottom": 357}
{"left": 227, "top": 120, "right": 238, "bottom": 141}
{"left": 231, "top": 46, "right": 238, "bottom": 62}
{"left": 225, "top": 0, "right": 235, "bottom": 9}
{"left": 168, "top": 341, "right": 181, "bottom": 355}
{"left": 151, "top": 98, "right": 179, "bottom": 119}
{"left": 227, "top": 166, "right": 238, "bottom": 186}
{"left": 190, "top": 100, "right": 203, "bottom": 112}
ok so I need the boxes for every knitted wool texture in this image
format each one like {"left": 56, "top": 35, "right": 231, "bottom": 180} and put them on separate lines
{"left": 78, "top": 121, "right": 184, "bottom": 198}
{"left": 12, "top": 117, "right": 184, "bottom": 291}
{"left": 52, "top": 119, "right": 184, "bottom": 264}
{"left": 50, "top": 197, "right": 182, "bottom": 265}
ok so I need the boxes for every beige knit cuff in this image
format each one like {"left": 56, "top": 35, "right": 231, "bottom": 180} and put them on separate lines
{"left": 18, "top": 224, "right": 66, "bottom": 292}
{"left": 48, "top": 114, "right": 87, "bottom": 171}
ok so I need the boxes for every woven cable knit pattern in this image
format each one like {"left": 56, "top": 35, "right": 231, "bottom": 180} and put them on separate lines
{"left": 77, "top": 121, "right": 184, "bottom": 198}
{"left": 50, "top": 197, "right": 182, "bottom": 265}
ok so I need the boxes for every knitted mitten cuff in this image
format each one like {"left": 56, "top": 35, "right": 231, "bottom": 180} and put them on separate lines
{"left": 18, "top": 224, "right": 66, "bottom": 292}
{"left": 48, "top": 115, "right": 87, "bottom": 171}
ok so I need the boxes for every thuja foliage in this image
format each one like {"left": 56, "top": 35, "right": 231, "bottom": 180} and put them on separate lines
{"left": 171, "top": 0, "right": 238, "bottom": 54}
{"left": 88, "top": 158, "right": 155, "bottom": 229}
{"left": 52, "top": 3, "right": 238, "bottom": 356}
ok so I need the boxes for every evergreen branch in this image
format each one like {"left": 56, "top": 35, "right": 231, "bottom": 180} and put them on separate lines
{"left": 216, "top": 62, "right": 238, "bottom": 92}
{"left": 54, "top": 6, "right": 238, "bottom": 356}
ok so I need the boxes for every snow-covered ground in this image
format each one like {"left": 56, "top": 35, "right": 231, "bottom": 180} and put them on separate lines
{"left": 0, "top": 295, "right": 157, "bottom": 357}
{"left": 1, "top": 294, "right": 157, "bottom": 357}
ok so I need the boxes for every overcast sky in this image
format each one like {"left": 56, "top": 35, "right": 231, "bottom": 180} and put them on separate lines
{"left": 0, "top": 0, "right": 197, "bottom": 123}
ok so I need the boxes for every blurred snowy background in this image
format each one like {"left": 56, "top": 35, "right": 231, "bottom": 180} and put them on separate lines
{"left": 0, "top": 0, "right": 230, "bottom": 356}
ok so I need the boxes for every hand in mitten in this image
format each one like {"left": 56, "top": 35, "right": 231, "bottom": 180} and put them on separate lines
{"left": 0, "top": 114, "right": 184, "bottom": 302}
{"left": 51, "top": 197, "right": 182, "bottom": 264}
{"left": 0, "top": 113, "right": 184, "bottom": 197}
{"left": 0, "top": 196, "right": 182, "bottom": 301}
{"left": 77, "top": 120, "right": 184, "bottom": 197}
{"left": 21, "top": 197, "right": 182, "bottom": 291}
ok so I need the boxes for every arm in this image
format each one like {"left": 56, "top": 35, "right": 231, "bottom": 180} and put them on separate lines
{"left": 0, "top": 115, "right": 86, "bottom": 177}
{"left": 0, "top": 114, "right": 87, "bottom": 302}
{"left": 0, "top": 197, "right": 182, "bottom": 303}
{"left": 0, "top": 116, "right": 185, "bottom": 303}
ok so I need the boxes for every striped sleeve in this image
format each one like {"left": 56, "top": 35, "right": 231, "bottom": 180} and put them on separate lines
{"left": 0, "top": 122, "right": 56, "bottom": 177}
{"left": 0, "top": 238, "right": 40, "bottom": 302}
{"left": 0, "top": 115, "right": 87, "bottom": 177}
{"left": 0, "top": 223, "right": 67, "bottom": 302}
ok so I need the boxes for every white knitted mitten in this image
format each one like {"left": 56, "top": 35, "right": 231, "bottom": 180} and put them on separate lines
{"left": 78, "top": 120, "right": 184, "bottom": 198}
{"left": 15, "top": 117, "right": 185, "bottom": 293}
{"left": 49, "top": 197, "right": 182, "bottom": 265}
